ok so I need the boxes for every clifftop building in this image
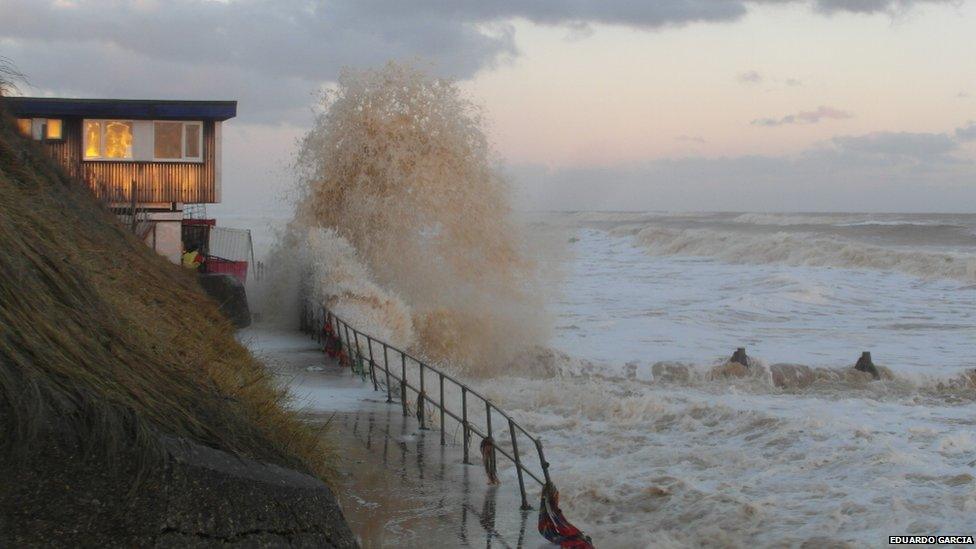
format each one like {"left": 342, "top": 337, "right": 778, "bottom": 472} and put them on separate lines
{"left": 4, "top": 97, "right": 237, "bottom": 264}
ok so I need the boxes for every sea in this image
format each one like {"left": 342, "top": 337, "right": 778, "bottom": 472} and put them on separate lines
{"left": 236, "top": 210, "right": 976, "bottom": 547}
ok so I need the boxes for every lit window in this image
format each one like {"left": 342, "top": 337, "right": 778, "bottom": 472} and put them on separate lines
{"left": 16, "top": 118, "right": 31, "bottom": 137}
{"left": 84, "top": 120, "right": 101, "bottom": 158}
{"left": 83, "top": 119, "right": 133, "bottom": 160}
{"left": 104, "top": 121, "right": 132, "bottom": 158}
{"left": 154, "top": 121, "right": 202, "bottom": 161}
{"left": 16, "top": 118, "right": 62, "bottom": 140}
{"left": 45, "top": 119, "right": 62, "bottom": 140}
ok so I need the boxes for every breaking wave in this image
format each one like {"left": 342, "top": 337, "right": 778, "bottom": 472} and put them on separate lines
{"left": 623, "top": 225, "right": 976, "bottom": 282}
{"left": 272, "top": 62, "right": 551, "bottom": 374}
{"left": 303, "top": 228, "right": 415, "bottom": 348}
{"left": 730, "top": 212, "right": 973, "bottom": 228}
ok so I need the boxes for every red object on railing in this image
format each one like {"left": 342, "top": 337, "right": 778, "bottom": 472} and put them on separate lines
{"left": 206, "top": 256, "right": 248, "bottom": 284}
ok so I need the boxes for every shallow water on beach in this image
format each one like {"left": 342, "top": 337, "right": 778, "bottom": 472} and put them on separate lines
{"left": 244, "top": 329, "right": 536, "bottom": 548}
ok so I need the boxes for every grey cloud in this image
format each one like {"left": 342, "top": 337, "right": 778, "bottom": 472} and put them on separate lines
{"left": 676, "top": 134, "right": 706, "bottom": 143}
{"left": 0, "top": 0, "right": 957, "bottom": 122}
{"left": 0, "top": 40, "right": 321, "bottom": 124}
{"left": 955, "top": 122, "right": 976, "bottom": 141}
{"left": 811, "top": 0, "right": 955, "bottom": 13}
{"left": 738, "top": 71, "right": 804, "bottom": 87}
{"left": 512, "top": 127, "right": 975, "bottom": 212}
{"left": 737, "top": 70, "right": 764, "bottom": 84}
{"left": 354, "top": 0, "right": 951, "bottom": 27}
{"left": 0, "top": 0, "right": 517, "bottom": 122}
{"left": 753, "top": 106, "right": 853, "bottom": 127}
{"left": 830, "top": 131, "right": 958, "bottom": 160}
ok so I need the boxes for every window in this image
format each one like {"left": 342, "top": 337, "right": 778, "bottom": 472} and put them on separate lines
{"left": 16, "top": 118, "right": 63, "bottom": 140}
{"left": 84, "top": 120, "right": 101, "bottom": 158}
{"left": 81, "top": 119, "right": 202, "bottom": 161}
{"left": 185, "top": 123, "right": 201, "bottom": 158}
{"left": 83, "top": 120, "right": 133, "bottom": 159}
{"left": 153, "top": 121, "right": 202, "bottom": 161}
{"left": 45, "top": 119, "right": 62, "bottom": 140}
{"left": 154, "top": 121, "right": 182, "bottom": 159}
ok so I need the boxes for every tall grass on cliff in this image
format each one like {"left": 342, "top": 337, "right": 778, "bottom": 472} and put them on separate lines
{"left": 0, "top": 100, "right": 329, "bottom": 477}
{"left": 285, "top": 62, "right": 551, "bottom": 375}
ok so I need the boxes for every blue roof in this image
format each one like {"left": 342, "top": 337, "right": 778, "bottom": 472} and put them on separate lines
{"left": 2, "top": 97, "right": 237, "bottom": 121}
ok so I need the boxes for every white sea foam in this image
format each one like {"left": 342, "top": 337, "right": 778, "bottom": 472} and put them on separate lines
{"left": 629, "top": 225, "right": 976, "bottom": 282}
{"left": 473, "top": 371, "right": 976, "bottom": 548}
{"left": 303, "top": 228, "right": 415, "bottom": 348}
{"left": 731, "top": 212, "right": 863, "bottom": 226}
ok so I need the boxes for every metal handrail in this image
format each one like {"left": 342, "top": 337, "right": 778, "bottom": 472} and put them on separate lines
{"left": 300, "top": 302, "right": 552, "bottom": 510}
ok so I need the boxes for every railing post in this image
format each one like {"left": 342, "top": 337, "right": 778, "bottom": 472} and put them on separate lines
{"left": 346, "top": 324, "right": 355, "bottom": 369}
{"left": 509, "top": 419, "right": 530, "bottom": 510}
{"left": 382, "top": 343, "right": 392, "bottom": 403}
{"left": 418, "top": 362, "right": 426, "bottom": 429}
{"left": 332, "top": 315, "right": 340, "bottom": 348}
{"left": 461, "top": 388, "right": 470, "bottom": 464}
{"left": 439, "top": 373, "right": 446, "bottom": 445}
{"left": 400, "top": 353, "right": 408, "bottom": 417}
{"left": 316, "top": 308, "right": 322, "bottom": 344}
{"left": 534, "top": 439, "right": 552, "bottom": 485}
{"left": 366, "top": 336, "right": 378, "bottom": 391}
{"left": 486, "top": 402, "right": 496, "bottom": 466}
{"left": 353, "top": 330, "right": 365, "bottom": 377}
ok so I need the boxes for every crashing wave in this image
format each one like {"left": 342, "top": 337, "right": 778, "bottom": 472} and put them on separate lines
{"left": 627, "top": 225, "right": 976, "bottom": 282}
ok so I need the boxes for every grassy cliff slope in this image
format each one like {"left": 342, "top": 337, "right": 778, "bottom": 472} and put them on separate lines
{"left": 0, "top": 105, "right": 326, "bottom": 477}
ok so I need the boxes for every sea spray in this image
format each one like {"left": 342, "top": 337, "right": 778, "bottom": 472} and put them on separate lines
{"left": 276, "top": 62, "right": 551, "bottom": 373}
{"left": 304, "top": 228, "right": 415, "bottom": 348}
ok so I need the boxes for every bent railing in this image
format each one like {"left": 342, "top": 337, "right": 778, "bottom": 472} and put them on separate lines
{"left": 300, "top": 302, "right": 552, "bottom": 510}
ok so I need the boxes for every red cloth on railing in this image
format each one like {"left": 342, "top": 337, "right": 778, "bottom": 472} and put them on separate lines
{"left": 323, "top": 322, "right": 342, "bottom": 359}
{"left": 538, "top": 483, "right": 593, "bottom": 548}
{"left": 480, "top": 437, "right": 500, "bottom": 485}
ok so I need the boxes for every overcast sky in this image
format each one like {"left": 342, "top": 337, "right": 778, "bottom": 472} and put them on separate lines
{"left": 2, "top": 0, "right": 974, "bottom": 212}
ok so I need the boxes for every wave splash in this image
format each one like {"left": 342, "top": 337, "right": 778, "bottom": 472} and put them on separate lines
{"left": 271, "top": 62, "right": 551, "bottom": 374}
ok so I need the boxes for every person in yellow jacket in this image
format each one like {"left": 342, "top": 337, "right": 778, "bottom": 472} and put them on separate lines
{"left": 181, "top": 247, "right": 204, "bottom": 270}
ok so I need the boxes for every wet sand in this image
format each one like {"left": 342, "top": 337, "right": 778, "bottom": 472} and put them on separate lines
{"left": 243, "top": 328, "right": 540, "bottom": 548}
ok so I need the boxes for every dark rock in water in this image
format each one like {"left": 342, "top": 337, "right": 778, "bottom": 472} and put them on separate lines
{"left": 854, "top": 351, "right": 880, "bottom": 380}
{"left": 0, "top": 435, "right": 358, "bottom": 548}
{"left": 198, "top": 273, "right": 251, "bottom": 328}
{"left": 729, "top": 347, "right": 749, "bottom": 368}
